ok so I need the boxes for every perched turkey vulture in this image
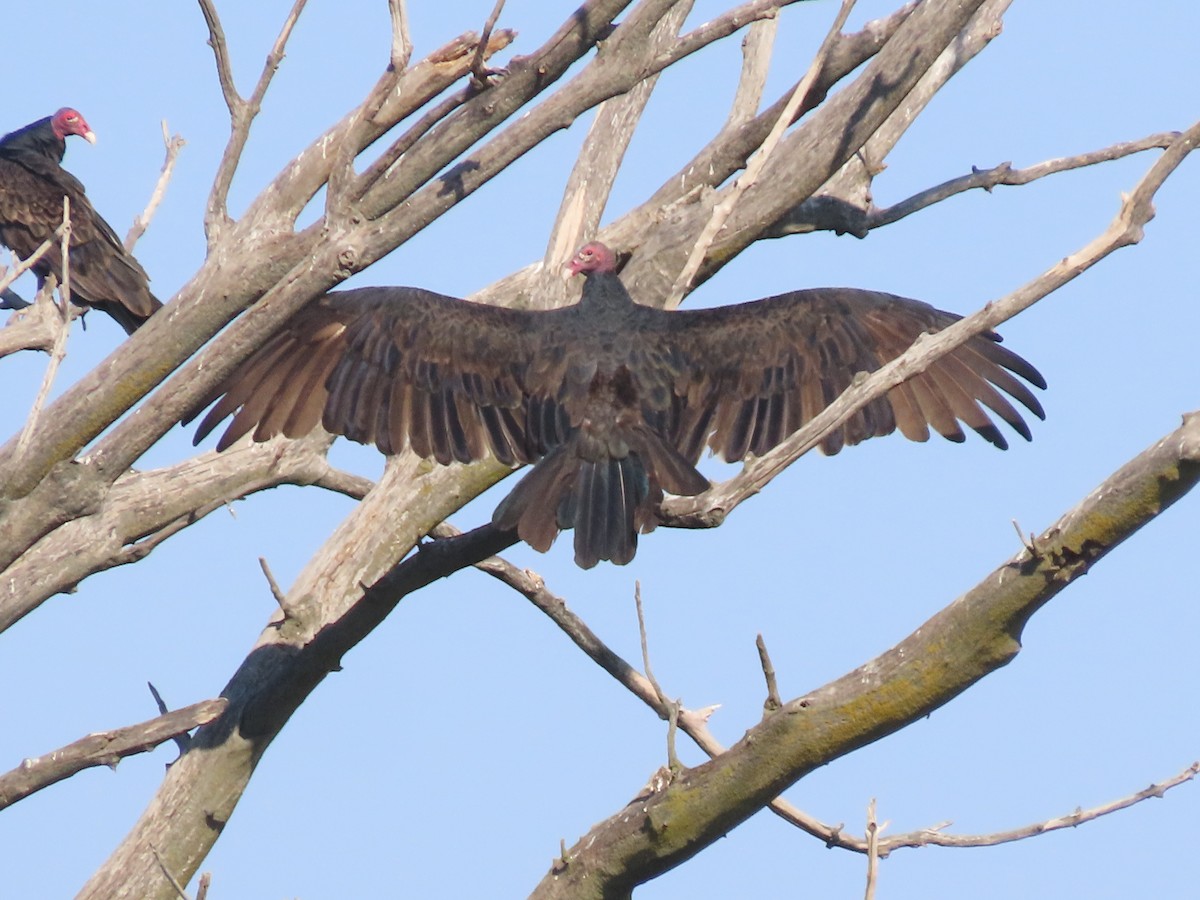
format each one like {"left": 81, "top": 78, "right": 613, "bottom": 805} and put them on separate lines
{"left": 0, "top": 108, "right": 161, "bottom": 334}
{"left": 190, "top": 242, "right": 1046, "bottom": 568}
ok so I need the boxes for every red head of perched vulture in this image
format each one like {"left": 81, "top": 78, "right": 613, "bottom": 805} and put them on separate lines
{"left": 0, "top": 108, "right": 161, "bottom": 334}
{"left": 190, "top": 241, "right": 1045, "bottom": 568}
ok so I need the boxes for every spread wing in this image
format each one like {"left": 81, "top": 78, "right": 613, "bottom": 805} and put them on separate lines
{"left": 191, "top": 286, "right": 586, "bottom": 465}
{"left": 0, "top": 156, "right": 159, "bottom": 333}
{"left": 637, "top": 287, "right": 1045, "bottom": 461}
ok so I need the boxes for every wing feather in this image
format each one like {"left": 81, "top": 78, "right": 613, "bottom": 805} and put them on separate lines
{"left": 191, "top": 286, "right": 558, "bottom": 464}
{"left": 647, "top": 287, "right": 1044, "bottom": 460}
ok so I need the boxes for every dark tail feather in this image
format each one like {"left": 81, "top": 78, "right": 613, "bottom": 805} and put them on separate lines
{"left": 492, "top": 429, "right": 711, "bottom": 568}
{"left": 492, "top": 444, "right": 577, "bottom": 554}
{"left": 571, "top": 455, "right": 645, "bottom": 568}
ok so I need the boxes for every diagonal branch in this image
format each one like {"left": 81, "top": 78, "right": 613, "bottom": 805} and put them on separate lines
{"left": 528, "top": 410, "right": 1200, "bottom": 897}
{"left": 770, "top": 131, "right": 1181, "bottom": 238}
{"left": 11, "top": 200, "right": 74, "bottom": 467}
{"left": 0, "top": 698, "right": 228, "bottom": 811}
{"left": 873, "top": 761, "right": 1200, "bottom": 854}
{"left": 126, "top": 121, "right": 187, "bottom": 250}
{"left": 0, "top": 432, "right": 349, "bottom": 630}
{"left": 662, "top": 120, "right": 1200, "bottom": 529}
{"left": 664, "top": 0, "right": 857, "bottom": 308}
{"left": 538, "top": 0, "right": 697, "bottom": 306}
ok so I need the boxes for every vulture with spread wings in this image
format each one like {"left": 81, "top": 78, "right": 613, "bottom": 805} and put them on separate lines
{"left": 191, "top": 242, "right": 1045, "bottom": 568}
{"left": 0, "top": 108, "right": 161, "bottom": 334}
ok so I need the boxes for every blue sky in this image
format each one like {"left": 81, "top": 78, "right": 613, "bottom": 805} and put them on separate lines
{"left": 1, "top": 2, "right": 1197, "bottom": 897}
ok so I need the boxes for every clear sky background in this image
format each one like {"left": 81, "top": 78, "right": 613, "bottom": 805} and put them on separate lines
{"left": 1, "top": 2, "right": 1197, "bottom": 898}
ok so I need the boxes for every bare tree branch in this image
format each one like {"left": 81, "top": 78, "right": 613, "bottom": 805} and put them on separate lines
{"left": 199, "top": 0, "right": 309, "bottom": 243}
{"left": 0, "top": 698, "right": 227, "bottom": 811}
{"left": 528, "top": 410, "right": 1200, "bottom": 896}
{"left": 11, "top": 201, "right": 73, "bottom": 466}
{"left": 0, "top": 432, "right": 345, "bottom": 630}
{"left": 126, "top": 122, "right": 186, "bottom": 251}
{"left": 388, "top": 0, "right": 412, "bottom": 70}
{"left": 874, "top": 761, "right": 1200, "bottom": 854}
{"left": 539, "top": 1, "right": 696, "bottom": 306}
{"left": 725, "top": 16, "right": 778, "bottom": 129}
{"left": 665, "top": 0, "right": 857, "bottom": 308}
{"left": 0, "top": 209, "right": 77, "bottom": 357}
{"left": 470, "top": 0, "right": 507, "bottom": 86}
{"left": 772, "top": 130, "right": 1181, "bottom": 238}
{"left": 662, "top": 121, "right": 1200, "bottom": 529}
{"left": 864, "top": 799, "right": 880, "bottom": 900}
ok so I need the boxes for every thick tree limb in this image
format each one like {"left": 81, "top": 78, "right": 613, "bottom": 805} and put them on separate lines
{"left": 0, "top": 282, "right": 64, "bottom": 357}
{"left": 528, "top": 411, "right": 1200, "bottom": 897}
{"left": 0, "top": 698, "right": 227, "bottom": 811}
{"left": 0, "top": 432, "right": 344, "bottom": 630}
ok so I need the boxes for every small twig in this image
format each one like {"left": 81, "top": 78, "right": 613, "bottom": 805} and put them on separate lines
{"left": 756, "top": 634, "right": 781, "bottom": 713}
{"left": 635, "top": 582, "right": 666, "bottom": 707}
{"left": 12, "top": 200, "right": 73, "bottom": 465}
{"left": 195, "top": 873, "right": 212, "bottom": 900}
{"left": 470, "top": 0, "right": 507, "bottom": 87}
{"left": 0, "top": 225, "right": 68, "bottom": 296}
{"left": 151, "top": 845, "right": 192, "bottom": 900}
{"left": 58, "top": 196, "right": 71, "bottom": 306}
{"left": 1011, "top": 519, "right": 1038, "bottom": 556}
{"left": 633, "top": 583, "right": 682, "bottom": 768}
{"left": 664, "top": 0, "right": 856, "bottom": 308}
{"left": 197, "top": 0, "right": 239, "bottom": 114}
{"left": 387, "top": 0, "right": 412, "bottom": 70}
{"left": 258, "top": 556, "right": 288, "bottom": 609}
{"left": 864, "top": 799, "right": 880, "bottom": 900}
{"left": 147, "top": 682, "right": 170, "bottom": 713}
{"left": 126, "top": 121, "right": 186, "bottom": 250}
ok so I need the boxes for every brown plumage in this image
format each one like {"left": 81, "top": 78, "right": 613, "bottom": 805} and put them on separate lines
{"left": 0, "top": 108, "right": 161, "bottom": 334}
{"left": 190, "top": 242, "right": 1046, "bottom": 568}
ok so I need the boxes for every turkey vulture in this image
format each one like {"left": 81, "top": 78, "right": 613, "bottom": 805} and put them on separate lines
{"left": 0, "top": 108, "right": 161, "bottom": 334}
{"left": 190, "top": 242, "right": 1046, "bottom": 568}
